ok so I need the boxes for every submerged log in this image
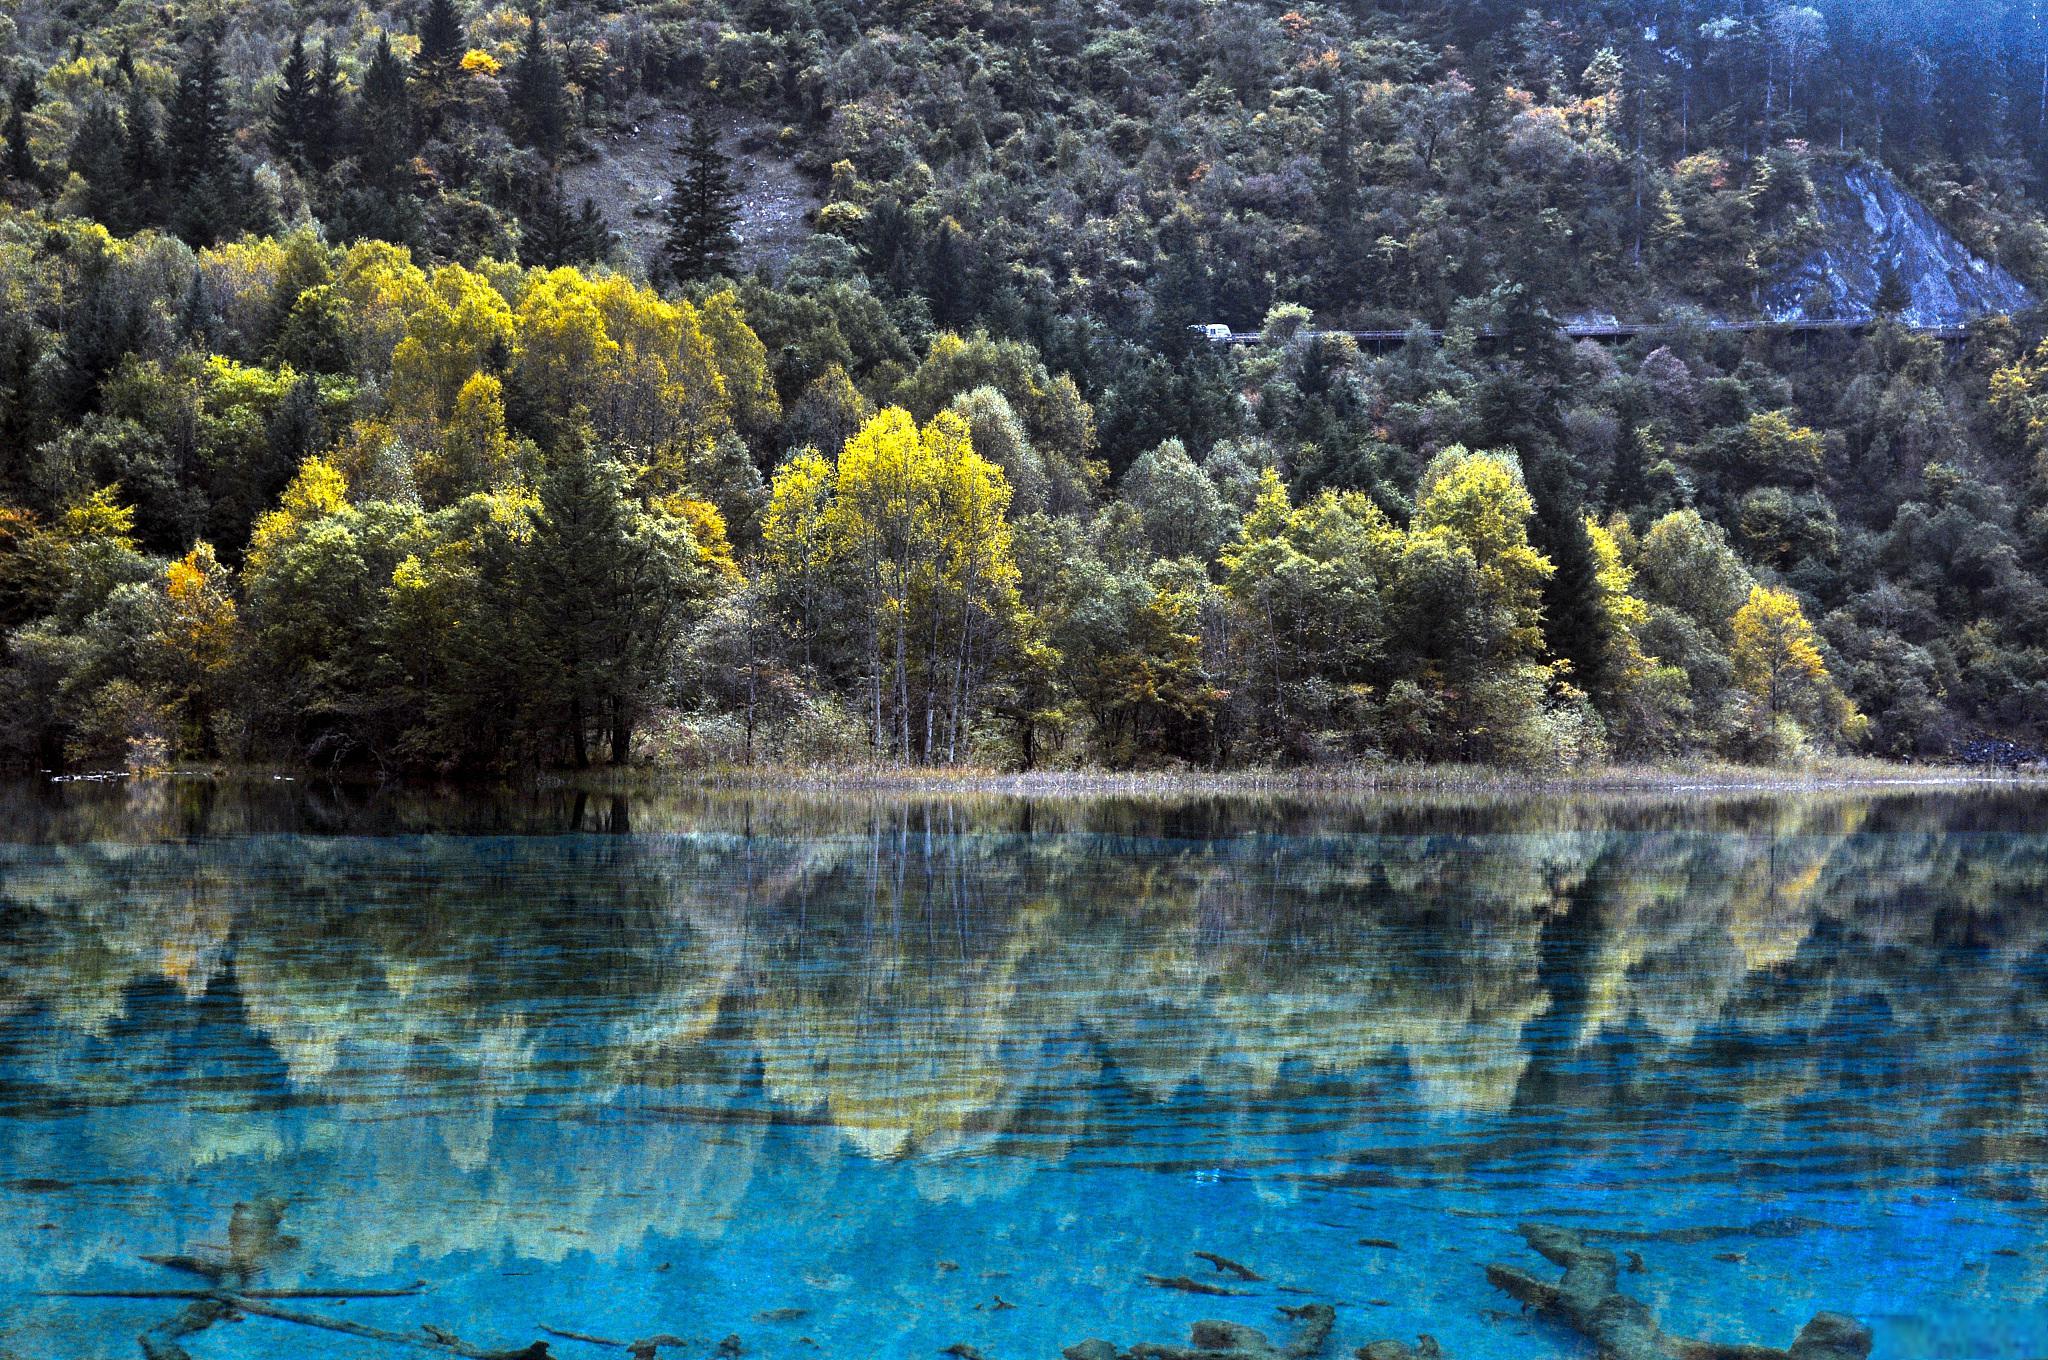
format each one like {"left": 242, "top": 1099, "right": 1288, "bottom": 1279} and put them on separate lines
{"left": 537, "top": 1326, "right": 689, "bottom": 1358}
{"left": 226, "top": 1295, "right": 554, "bottom": 1357}
{"left": 1485, "top": 1224, "right": 1872, "bottom": 1360}
{"left": 138, "top": 1299, "right": 233, "bottom": 1360}
{"left": 1193, "top": 1252, "right": 1263, "bottom": 1282}
{"left": 1068, "top": 1303, "right": 1336, "bottom": 1360}
{"left": 50, "top": 1285, "right": 425, "bottom": 1300}
{"left": 1143, "top": 1274, "right": 1249, "bottom": 1297}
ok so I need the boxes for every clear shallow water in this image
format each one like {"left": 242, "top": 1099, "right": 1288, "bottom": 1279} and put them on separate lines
{"left": 1, "top": 782, "right": 2045, "bottom": 1359}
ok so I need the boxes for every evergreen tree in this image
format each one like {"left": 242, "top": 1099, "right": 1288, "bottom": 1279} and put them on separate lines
{"left": 269, "top": 34, "right": 317, "bottom": 170}
{"left": 68, "top": 97, "right": 128, "bottom": 224}
{"left": 418, "top": 0, "right": 467, "bottom": 77}
{"left": 509, "top": 18, "right": 568, "bottom": 159}
{"left": 307, "top": 44, "right": 342, "bottom": 173}
{"left": 1875, "top": 259, "right": 1912, "bottom": 318}
{"left": 2, "top": 100, "right": 36, "bottom": 195}
{"left": 119, "top": 79, "right": 165, "bottom": 225}
{"left": 924, "top": 217, "right": 977, "bottom": 328}
{"left": 659, "top": 115, "right": 740, "bottom": 286}
{"left": 573, "top": 197, "right": 614, "bottom": 263}
{"left": 520, "top": 176, "right": 613, "bottom": 267}
{"left": 1320, "top": 78, "right": 1365, "bottom": 308}
{"left": 518, "top": 442, "right": 703, "bottom": 766}
{"left": 168, "top": 39, "right": 249, "bottom": 243}
{"left": 414, "top": 0, "right": 466, "bottom": 135}
{"left": 355, "top": 33, "right": 415, "bottom": 191}
{"left": 167, "top": 40, "right": 230, "bottom": 183}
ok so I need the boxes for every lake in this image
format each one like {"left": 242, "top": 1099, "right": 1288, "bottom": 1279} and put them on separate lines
{"left": 1, "top": 779, "right": 2044, "bottom": 1359}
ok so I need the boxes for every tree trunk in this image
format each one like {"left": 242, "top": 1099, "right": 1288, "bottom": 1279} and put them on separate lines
{"left": 610, "top": 698, "right": 632, "bottom": 764}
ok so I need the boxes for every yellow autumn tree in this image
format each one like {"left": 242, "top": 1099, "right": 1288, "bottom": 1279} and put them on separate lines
{"left": 1411, "top": 446, "right": 1555, "bottom": 664}
{"left": 699, "top": 289, "right": 782, "bottom": 447}
{"left": 248, "top": 456, "right": 349, "bottom": 575}
{"left": 761, "top": 447, "right": 837, "bottom": 669}
{"left": 1583, "top": 515, "right": 1689, "bottom": 752}
{"left": 151, "top": 543, "right": 239, "bottom": 755}
{"left": 388, "top": 263, "right": 517, "bottom": 427}
{"left": 1731, "top": 584, "right": 1865, "bottom": 746}
{"left": 331, "top": 240, "right": 434, "bottom": 374}
{"left": 511, "top": 268, "right": 732, "bottom": 473}
{"left": 764, "top": 408, "right": 1024, "bottom": 760}
{"left": 421, "top": 371, "right": 517, "bottom": 504}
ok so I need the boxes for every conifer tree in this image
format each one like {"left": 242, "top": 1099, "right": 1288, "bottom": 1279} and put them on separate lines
{"left": 509, "top": 18, "right": 568, "bottom": 159}
{"left": 415, "top": 0, "right": 466, "bottom": 135}
{"left": 269, "top": 34, "right": 317, "bottom": 170}
{"left": 307, "top": 44, "right": 342, "bottom": 172}
{"left": 418, "top": 0, "right": 466, "bottom": 77}
{"left": 68, "top": 98, "right": 127, "bottom": 224}
{"left": 168, "top": 40, "right": 230, "bottom": 183}
{"left": 119, "top": 79, "right": 165, "bottom": 225}
{"left": 168, "top": 40, "right": 248, "bottom": 244}
{"left": 2, "top": 97, "right": 36, "bottom": 195}
{"left": 660, "top": 116, "right": 740, "bottom": 286}
{"left": 355, "top": 33, "right": 415, "bottom": 191}
{"left": 1874, "top": 259, "right": 1912, "bottom": 318}
{"left": 520, "top": 176, "right": 613, "bottom": 267}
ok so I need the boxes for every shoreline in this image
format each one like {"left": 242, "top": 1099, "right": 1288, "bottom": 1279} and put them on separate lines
{"left": 22, "top": 758, "right": 2045, "bottom": 802}
{"left": 555, "top": 757, "right": 2044, "bottom": 799}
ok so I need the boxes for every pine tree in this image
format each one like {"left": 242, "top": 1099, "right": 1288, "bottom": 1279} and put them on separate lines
{"left": 119, "top": 79, "right": 165, "bottom": 225}
{"left": 269, "top": 33, "right": 317, "bottom": 170}
{"left": 167, "top": 40, "right": 230, "bottom": 183}
{"left": 1320, "top": 78, "right": 1365, "bottom": 308}
{"left": 68, "top": 97, "right": 127, "bottom": 224}
{"left": 1874, "top": 259, "right": 1912, "bottom": 318}
{"left": 520, "top": 176, "right": 614, "bottom": 267}
{"left": 418, "top": 0, "right": 466, "bottom": 77}
{"left": 168, "top": 40, "right": 247, "bottom": 245}
{"left": 415, "top": 0, "right": 466, "bottom": 135}
{"left": 659, "top": 116, "right": 740, "bottom": 285}
{"left": 573, "top": 197, "right": 614, "bottom": 262}
{"left": 355, "top": 33, "right": 415, "bottom": 191}
{"left": 0, "top": 84, "right": 35, "bottom": 193}
{"left": 308, "top": 44, "right": 342, "bottom": 172}
{"left": 520, "top": 175, "right": 577, "bottom": 266}
{"left": 509, "top": 18, "right": 568, "bottom": 159}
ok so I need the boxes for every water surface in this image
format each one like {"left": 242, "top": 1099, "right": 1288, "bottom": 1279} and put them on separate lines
{"left": 2, "top": 781, "right": 2044, "bottom": 1358}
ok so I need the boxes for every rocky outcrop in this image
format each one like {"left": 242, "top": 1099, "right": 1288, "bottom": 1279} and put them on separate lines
{"left": 1767, "top": 161, "right": 2034, "bottom": 326}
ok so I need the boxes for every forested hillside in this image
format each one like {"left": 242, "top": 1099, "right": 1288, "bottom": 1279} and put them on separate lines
{"left": 1, "top": 0, "right": 2046, "bottom": 772}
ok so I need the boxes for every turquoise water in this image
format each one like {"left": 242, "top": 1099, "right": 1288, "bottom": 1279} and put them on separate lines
{"left": 1, "top": 782, "right": 2045, "bottom": 1358}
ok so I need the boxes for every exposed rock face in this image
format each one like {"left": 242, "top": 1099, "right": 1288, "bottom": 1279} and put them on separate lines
{"left": 1767, "top": 162, "right": 2034, "bottom": 326}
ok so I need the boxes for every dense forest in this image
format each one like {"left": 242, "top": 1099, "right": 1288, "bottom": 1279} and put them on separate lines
{"left": 1, "top": 0, "right": 2046, "bottom": 772}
